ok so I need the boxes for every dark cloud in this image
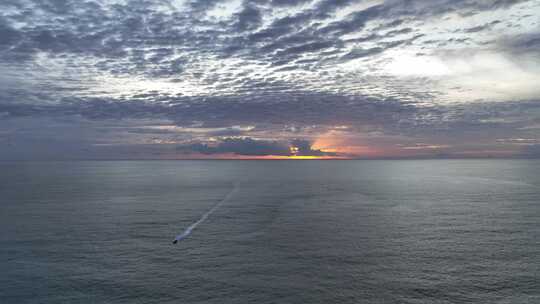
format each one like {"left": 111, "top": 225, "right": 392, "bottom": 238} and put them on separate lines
{"left": 502, "top": 32, "right": 540, "bottom": 55}
{"left": 176, "top": 137, "right": 333, "bottom": 156}
{"left": 234, "top": 4, "right": 263, "bottom": 31}
{"left": 276, "top": 40, "right": 336, "bottom": 57}
{"left": 523, "top": 144, "right": 540, "bottom": 157}
{"left": 270, "top": 0, "right": 312, "bottom": 7}
{"left": 341, "top": 47, "right": 385, "bottom": 60}
{"left": 178, "top": 137, "right": 289, "bottom": 156}
{"left": 318, "top": 4, "right": 385, "bottom": 36}
{"left": 0, "top": 20, "right": 21, "bottom": 50}
{"left": 462, "top": 20, "right": 502, "bottom": 33}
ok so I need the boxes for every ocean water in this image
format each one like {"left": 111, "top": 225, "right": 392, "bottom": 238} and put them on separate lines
{"left": 1, "top": 160, "right": 539, "bottom": 303}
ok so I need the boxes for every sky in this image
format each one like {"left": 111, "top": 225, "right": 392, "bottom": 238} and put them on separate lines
{"left": 0, "top": 0, "right": 539, "bottom": 159}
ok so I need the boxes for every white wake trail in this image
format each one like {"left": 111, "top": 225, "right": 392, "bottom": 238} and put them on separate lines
{"left": 173, "top": 183, "right": 238, "bottom": 243}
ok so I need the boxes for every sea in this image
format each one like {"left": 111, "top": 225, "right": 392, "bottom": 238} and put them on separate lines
{"left": 1, "top": 160, "right": 539, "bottom": 303}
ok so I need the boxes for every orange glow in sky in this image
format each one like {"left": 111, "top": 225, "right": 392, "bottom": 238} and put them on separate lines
{"left": 312, "top": 131, "right": 382, "bottom": 158}
{"left": 173, "top": 153, "right": 347, "bottom": 160}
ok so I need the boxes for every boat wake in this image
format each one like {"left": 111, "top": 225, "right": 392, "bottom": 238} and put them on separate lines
{"left": 173, "top": 183, "right": 239, "bottom": 244}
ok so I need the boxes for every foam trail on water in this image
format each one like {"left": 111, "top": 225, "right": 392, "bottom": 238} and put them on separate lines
{"left": 173, "top": 183, "right": 238, "bottom": 243}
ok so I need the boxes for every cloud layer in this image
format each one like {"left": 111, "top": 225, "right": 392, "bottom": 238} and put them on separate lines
{"left": 0, "top": 0, "right": 539, "bottom": 159}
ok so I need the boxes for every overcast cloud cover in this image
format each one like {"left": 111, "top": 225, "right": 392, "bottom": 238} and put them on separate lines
{"left": 1, "top": 0, "right": 539, "bottom": 159}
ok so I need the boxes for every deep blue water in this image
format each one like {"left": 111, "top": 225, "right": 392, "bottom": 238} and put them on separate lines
{"left": 1, "top": 160, "right": 539, "bottom": 303}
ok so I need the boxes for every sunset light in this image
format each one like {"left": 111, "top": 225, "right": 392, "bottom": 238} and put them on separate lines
{"left": 2, "top": 1, "right": 539, "bottom": 303}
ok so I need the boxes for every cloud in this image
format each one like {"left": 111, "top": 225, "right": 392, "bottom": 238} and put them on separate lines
{"left": 0, "top": 0, "right": 539, "bottom": 159}
{"left": 289, "top": 139, "right": 333, "bottom": 156}
{"left": 502, "top": 32, "right": 540, "bottom": 55}
{"left": 271, "top": 0, "right": 312, "bottom": 6}
{"left": 234, "top": 4, "right": 263, "bottom": 31}
{"left": 523, "top": 144, "right": 540, "bottom": 157}
{"left": 176, "top": 137, "right": 334, "bottom": 156}
{"left": 462, "top": 20, "right": 502, "bottom": 33}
